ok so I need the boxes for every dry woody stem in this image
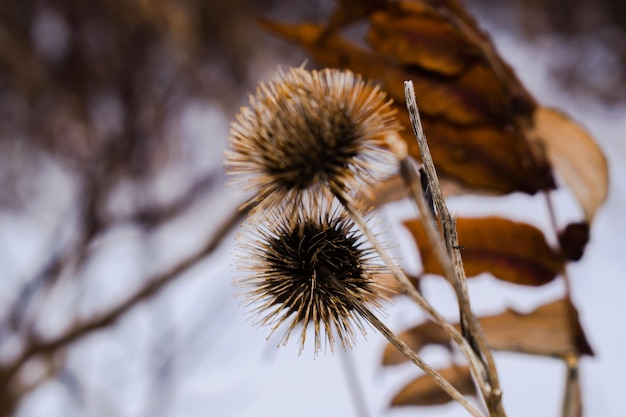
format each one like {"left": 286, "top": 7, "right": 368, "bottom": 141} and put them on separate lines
{"left": 561, "top": 353, "right": 582, "bottom": 417}
{"left": 402, "top": 81, "right": 506, "bottom": 417}
{"left": 351, "top": 300, "right": 484, "bottom": 417}
{"left": 545, "top": 193, "right": 583, "bottom": 417}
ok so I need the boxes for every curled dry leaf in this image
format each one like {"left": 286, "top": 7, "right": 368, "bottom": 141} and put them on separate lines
{"left": 382, "top": 298, "right": 593, "bottom": 365}
{"left": 405, "top": 216, "right": 565, "bottom": 286}
{"left": 530, "top": 107, "right": 609, "bottom": 222}
{"left": 390, "top": 365, "right": 476, "bottom": 407}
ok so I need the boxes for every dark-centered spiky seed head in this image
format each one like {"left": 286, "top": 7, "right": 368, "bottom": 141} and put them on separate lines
{"left": 236, "top": 206, "right": 388, "bottom": 353}
{"left": 225, "top": 67, "right": 400, "bottom": 210}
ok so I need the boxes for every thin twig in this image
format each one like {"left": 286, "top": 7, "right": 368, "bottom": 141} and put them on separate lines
{"left": 561, "top": 353, "right": 582, "bottom": 417}
{"left": 122, "top": 170, "right": 222, "bottom": 229}
{"left": 339, "top": 349, "right": 372, "bottom": 417}
{"left": 7, "top": 176, "right": 106, "bottom": 335}
{"left": 397, "top": 156, "right": 490, "bottom": 402}
{"left": 351, "top": 302, "right": 484, "bottom": 417}
{"left": 544, "top": 192, "right": 583, "bottom": 417}
{"left": 403, "top": 81, "right": 505, "bottom": 417}
{"left": 323, "top": 269, "right": 484, "bottom": 416}
{"left": 544, "top": 192, "right": 574, "bottom": 298}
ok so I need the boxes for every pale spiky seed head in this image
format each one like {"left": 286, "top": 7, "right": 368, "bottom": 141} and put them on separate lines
{"left": 225, "top": 66, "right": 400, "bottom": 210}
{"left": 236, "top": 205, "right": 388, "bottom": 353}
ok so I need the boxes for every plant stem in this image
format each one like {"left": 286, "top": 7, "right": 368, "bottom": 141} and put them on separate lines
{"left": 543, "top": 192, "right": 583, "bottom": 417}
{"left": 402, "top": 81, "right": 505, "bottom": 417}
{"left": 323, "top": 264, "right": 484, "bottom": 417}
{"left": 351, "top": 302, "right": 485, "bottom": 417}
{"left": 561, "top": 353, "right": 582, "bottom": 417}
{"left": 338, "top": 349, "right": 372, "bottom": 417}
{"left": 396, "top": 153, "right": 494, "bottom": 412}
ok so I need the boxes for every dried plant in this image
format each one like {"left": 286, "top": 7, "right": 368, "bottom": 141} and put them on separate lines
{"left": 236, "top": 204, "right": 387, "bottom": 353}
{"left": 224, "top": 66, "right": 399, "bottom": 210}
{"left": 0, "top": 1, "right": 612, "bottom": 416}
{"left": 227, "top": 67, "right": 496, "bottom": 417}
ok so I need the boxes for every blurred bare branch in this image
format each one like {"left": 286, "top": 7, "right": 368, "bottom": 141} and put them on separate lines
{"left": 0, "top": 1, "right": 289, "bottom": 414}
{"left": 0, "top": 206, "right": 244, "bottom": 414}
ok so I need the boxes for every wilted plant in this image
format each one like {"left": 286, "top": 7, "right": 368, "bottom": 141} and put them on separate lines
{"left": 224, "top": 66, "right": 399, "bottom": 210}
{"left": 236, "top": 203, "right": 388, "bottom": 353}
{"left": 226, "top": 66, "right": 504, "bottom": 417}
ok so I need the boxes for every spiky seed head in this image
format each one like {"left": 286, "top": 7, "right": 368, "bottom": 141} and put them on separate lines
{"left": 236, "top": 205, "right": 388, "bottom": 353}
{"left": 225, "top": 66, "right": 400, "bottom": 210}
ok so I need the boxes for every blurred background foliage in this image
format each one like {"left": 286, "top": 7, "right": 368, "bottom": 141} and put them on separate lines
{"left": 0, "top": 0, "right": 622, "bottom": 416}
{"left": 466, "top": 0, "right": 626, "bottom": 104}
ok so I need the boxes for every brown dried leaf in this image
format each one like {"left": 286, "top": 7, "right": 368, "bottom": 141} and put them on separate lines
{"left": 367, "top": 5, "right": 481, "bottom": 75}
{"left": 393, "top": 64, "right": 517, "bottom": 125}
{"left": 382, "top": 298, "right": 593, "bottom": 365}
{"left": 364, "top": 1, "right": 538, "bottom": 123}
{"left": 326, "top": 0, "right": 388, "bottom": 31}
{"left": 258, "top": 19, "right": 391, "bottom": 82}
{"left": 390, "top": 365, "right": 476, "bottom": 407}
{"left": 531, "top": 107, "right": 609, "bottom": 222}
{"left": 404, "top": 216, "right": 565, "bottom": 286}
{"left": 479, "top": 298, "right": 594, "bottom": 357}
{"left": 395, "top": 109, "right": 554, "bottom": 194}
